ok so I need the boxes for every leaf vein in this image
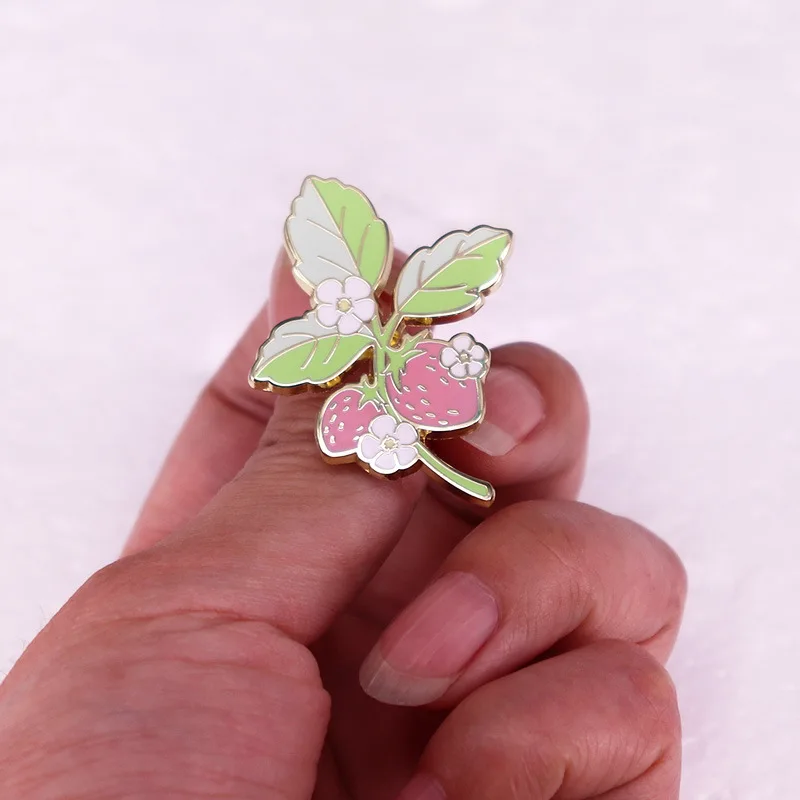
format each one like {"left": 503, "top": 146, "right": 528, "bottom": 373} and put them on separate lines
{"left": 355, "top": 222, "right": 369, "bottom": 269}
{"left": 317, "top": 254, "right": 353, "bottom": 277}
{"left": 305, "top": 217, "right": 336, "bottom": 234}
{"left": 281, "top": 331, "right": 317, "bottom": 343}
{"left": 321, "top": 335, "right": 341, "bottom": 366}
{"left": 300, "top": 338, "right": 320, "bottom": 371}
{"left": 415, "top": 283, "right": 471, "bottom": 294}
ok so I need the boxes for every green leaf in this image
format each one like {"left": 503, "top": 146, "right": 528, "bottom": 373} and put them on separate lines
{"left": 394, "top": 226, "right": 511, "bottom": 320}
{"left": 249, "top": 312, "right": 375, "bottom": 389}
{"left": 285, "top": 176, "right": 391, "bottom": 292}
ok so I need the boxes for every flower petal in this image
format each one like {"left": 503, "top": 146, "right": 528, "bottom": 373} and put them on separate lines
{"left": 450, "top": 333, "right": 474, "bottom": 353}
{"left": 395, "top": 445, "right": 418, "bottom": 468}
{"left": 316, "top": 303, "right": 341, "bottom": 328}
{"left": 449, "top": 361, "right": 468, "bottom": 379}
{"left": 395, "top": 422, "right": 419, "bottom": 446}
{"left": 336, "top": 312, "right": 362, "bottom": 335}
{"left": 370, "top": 414, "right": 397, "bottom": 439}
{"left": 439, "top": 346, "right": 459, "bottom": 368}
{"left": 373, "top": 451, "right": 399, "bottom": 474}
{"left": 357, "top": 433, "right": 381, "bottom": 461}
{"left": 316, "top": 278, "right": 343, "bottom": 304}
{"left": 351, "top": 297, "right": 377, "bottom": 322}
{"left": 468, "top": 343, "right": 487, "bottom": 362}
{"left": 344, "top": 275, "right": 372, "bottom": 300}
{"left": 466, "top": 359, "right": 486, "bottom": 377}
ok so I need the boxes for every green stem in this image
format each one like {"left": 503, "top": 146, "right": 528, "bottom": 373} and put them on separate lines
{"left": 371, "top": 313, "right": 401, "bottom": 349}
{"left": 415, "top": 444, "right": 495, "bottom": 505}
{"left": 370, "top": 317, "right": 385, "bottom": 347}
{"left": 370, "top": 313, "right": 402, "bottom": 401}
{"left": 370, "top": 318, "right": 389, "bottom": 400}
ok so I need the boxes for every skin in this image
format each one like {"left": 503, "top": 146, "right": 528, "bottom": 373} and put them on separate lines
{"left": 0, "top": 250, "right": 687, "bottom": 799}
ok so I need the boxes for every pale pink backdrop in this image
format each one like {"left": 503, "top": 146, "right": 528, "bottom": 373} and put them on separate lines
{"left": 1, "top": 2, "right": 798, "bottom": 796}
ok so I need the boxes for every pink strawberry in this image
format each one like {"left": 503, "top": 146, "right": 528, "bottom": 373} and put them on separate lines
{"left": 386, "top": 335, "right": 487, "bottom": 433}
{"left": 318, "top": 385, "right": 382, "bottom": 457}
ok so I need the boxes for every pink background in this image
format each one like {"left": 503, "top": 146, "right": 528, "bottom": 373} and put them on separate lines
{"left": 1, "top": 2, "right": 798, "bottom": 796}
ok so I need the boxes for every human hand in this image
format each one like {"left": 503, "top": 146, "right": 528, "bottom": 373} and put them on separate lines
{"left": 0, "top": 250, "right": 686, "bottom": 799}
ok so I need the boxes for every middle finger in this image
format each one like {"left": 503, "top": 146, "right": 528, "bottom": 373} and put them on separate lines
{"left": 360, "top": 499, "right": 686, "bottom": 706}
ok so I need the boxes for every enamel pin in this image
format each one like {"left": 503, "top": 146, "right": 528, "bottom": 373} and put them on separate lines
{"left": 249, "top": 177, "right": 512, "bottom": 506}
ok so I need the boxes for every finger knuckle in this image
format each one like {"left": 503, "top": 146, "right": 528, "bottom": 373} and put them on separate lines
{"left": 205, "top": 374, "right": 272, "bottom": 425}
{"left": 257, "top": 394, "right": 322, "bottom": 449}
{"left": 657, "top": 536, "right": 689, "bottom": 616}
{"left": 56, "top": 561, "right": 329, "bottom": 702}
{"left": 69, "top": 556, "right": 139, "bottom": 622}
{"left": 613, "top": 514, "right": 689, "bottom": 625}
{"left": 483, "top": 501, "right": 687, "bottom": 659}
{"left": 599, "top": 640, "right": 681, "bottom": 741}
{"left": 499, "top": 499, "right": 595, "bottom": 607}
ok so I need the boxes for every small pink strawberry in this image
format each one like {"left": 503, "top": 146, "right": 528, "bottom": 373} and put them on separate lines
{"left": 386, "top": 333, "right": 489, "bottom": 432}
{"left": 317, "top": 384, "right": 382, "bottom": 457}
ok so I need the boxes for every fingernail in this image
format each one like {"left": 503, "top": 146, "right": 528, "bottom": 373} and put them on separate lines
{"left": 360, "top": 572, "right": 498, "bottom": 706}
{"left": 395, "top": 773, "right": 446, "bottom": 800}
{"left": 465, "top": 364, "right": 545, "bottom": 456}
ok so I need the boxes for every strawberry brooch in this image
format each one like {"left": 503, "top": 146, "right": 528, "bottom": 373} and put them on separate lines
{"left": 249, "top": 177, "right": 512, "bottom": 505}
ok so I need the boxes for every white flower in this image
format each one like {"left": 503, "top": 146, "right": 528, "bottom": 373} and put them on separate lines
{"left": 439, "top": 333, "right": 488, "bottom": 379}
{"left": 313, "top": 276, "right": 376, "bottom": 335}
{"left": 356, "top": 415, "right": 419, "bottom": 474}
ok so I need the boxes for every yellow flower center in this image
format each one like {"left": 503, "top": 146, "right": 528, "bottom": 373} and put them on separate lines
{"left": 381, "top": 436, "right": 398, "bottom": 451}
{"left": 459, "top": 352, "right": 471, "bottom": 363}
{"left": 336, "top": 298, "right": 353, "bottom": 313}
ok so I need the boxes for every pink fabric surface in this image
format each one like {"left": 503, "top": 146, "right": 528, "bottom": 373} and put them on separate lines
{"left": 1, "top": 2, "right": 797, "bottom": 795}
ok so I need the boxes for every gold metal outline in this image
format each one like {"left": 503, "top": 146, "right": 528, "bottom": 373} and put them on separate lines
{"left": 393, "top": 225, "right": 513, "bottom": 327}
{"left": 250, "top": 175, "right": 509, "bottom": 506}
{"left": 284, "top": 175, "right": 394, "bottom": 299}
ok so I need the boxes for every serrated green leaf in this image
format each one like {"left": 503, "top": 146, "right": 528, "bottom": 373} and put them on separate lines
{"left": 394, "top": 226, "right": 511, "bottom": 320}
{"left": 250, "top": 312, "right": 374, "bottom": 389}
{"left": 285, "top": 176, "right": 391, "bottom": 292}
